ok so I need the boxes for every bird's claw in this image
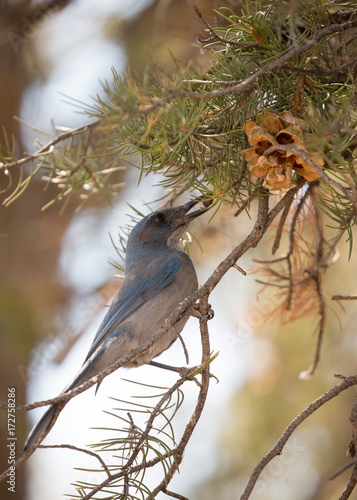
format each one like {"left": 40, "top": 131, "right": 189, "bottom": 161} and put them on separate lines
{"left": 178, "top": 366, "right": 202, "bottom": 387}
{"left": 178, "top": 365, "right": 219, "bottom": 387}
{"left": 190, "top": 303, "right": 214, "bottom": 321}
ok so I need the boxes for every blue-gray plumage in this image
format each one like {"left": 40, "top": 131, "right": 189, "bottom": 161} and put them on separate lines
{"left": 23, "top": 199, "right": 205, "bottom": 454}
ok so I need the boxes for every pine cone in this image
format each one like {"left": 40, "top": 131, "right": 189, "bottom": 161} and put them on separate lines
{"left": 243, "top": 111, "right": 324, "bottom": 191}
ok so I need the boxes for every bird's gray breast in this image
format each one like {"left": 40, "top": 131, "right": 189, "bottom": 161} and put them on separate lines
{"left": 125, "top": 251, "right": 198, "bottom": 366}
{"left": 84, "top": 251, "right": 198, "bottom": 373}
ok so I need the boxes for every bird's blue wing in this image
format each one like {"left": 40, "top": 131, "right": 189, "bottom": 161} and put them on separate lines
{"left": 84, "top": 255, "right": 182, "bottom": 362}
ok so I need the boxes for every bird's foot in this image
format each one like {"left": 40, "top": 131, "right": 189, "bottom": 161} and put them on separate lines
{"left": 177, "top": 366, "right": 202, "bottom": 387}
{"left": 149, "top": 361, "right": 202, "bottom": 387}
{"left": 179, "top": 366, "right": 219, "bottom": 387}
{"left": 149, "top": 360, "right": 218, "bottom": 387}
{"left": 190, "top": 303, "right": 214, "bottom": 321}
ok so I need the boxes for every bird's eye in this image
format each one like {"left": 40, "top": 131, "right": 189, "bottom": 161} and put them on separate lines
{"left": 153, "top": 213, "right": 165, "bottom": 224}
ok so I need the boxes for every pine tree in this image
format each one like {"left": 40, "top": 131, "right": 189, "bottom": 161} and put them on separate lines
{"left": 1, "top": 1, "right": 357, "bottom": 499}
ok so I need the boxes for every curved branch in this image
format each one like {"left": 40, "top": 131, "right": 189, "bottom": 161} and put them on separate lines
{"left": 151, "top": 295, "right": 212, "bottom": 497}
{"left": 38, "top": 444, "right": 111, "bottom": 478}
{"left": 240, "top": 374, "right": 357, "bottom": 500}
{"left": 339, "top": 465, "right": 357, "bottom": 500}
{"left": 168, "top": 20, "right": 357, "bottom": 99}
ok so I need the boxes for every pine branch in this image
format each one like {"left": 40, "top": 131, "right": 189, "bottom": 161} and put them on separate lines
{"left": 167, "top": 20, "right": 357, "bottom": 99}
{"left": 2, "top": 120, "right": 100, "bottom": 171}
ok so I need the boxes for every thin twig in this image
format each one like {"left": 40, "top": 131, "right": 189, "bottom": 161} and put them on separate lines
{"left": 267, "top": 177, "right": 307, "bottom": 224}
{"left": 330, "top": 460, "right": 357, "bottom": 480}
{"left": 37, "top": 444, "right": 111, "bottom": 478}
{"left": 347, "top": 395, "right": 357, "bottom": 459}
{"left": 282, "top": 59, "right": 357, "bottom": 75}
{"left": 162, "top": 489, "right": 189, "bottom": 500}
{"left": 332, "top": 295, "right": 357, "bottom": 300}
{"left": 193, "top": 5, "right": 263, "bottom": 48}
{"left": 285, "top": 183, "right": 315, "bottom": 309}
{"left": 272, "top": 198, "right": 293, "bottom": 255}
{"left": 233, "top": 264, "right": 247, "bottom": 275}
{"left": 239, "top": 375, "right": 357, "bottom": 500}
{"left": 339, "top": 465, "right": 357, "bottom": 500}
{"left": 172, "top": 326, "right": 190, "bottom": 365}
{"left": 305, "top": 199, "right": 327, "bottom": 377}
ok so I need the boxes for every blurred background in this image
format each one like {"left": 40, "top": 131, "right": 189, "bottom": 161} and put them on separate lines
{"left": 1, "top": 1, "right": 357, "bottom": 499}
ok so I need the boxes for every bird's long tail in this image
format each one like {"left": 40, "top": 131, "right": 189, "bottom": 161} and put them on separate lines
{"left": 22, "top": 349, "right": 103, "bottom": 455}
{"left": 22, "top": 401, "right": 66, "bottom": 455}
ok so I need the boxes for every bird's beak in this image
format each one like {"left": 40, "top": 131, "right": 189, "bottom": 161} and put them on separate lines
{"left": 166, "top": 198, "right": 209, "bottom": 247}
{"left": 179, "top": 198, "right": 209, "bottom": 222}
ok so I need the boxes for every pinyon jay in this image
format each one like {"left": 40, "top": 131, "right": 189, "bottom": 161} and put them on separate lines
{"left": 23, "top": 199, "right": 205, "bottom": 454}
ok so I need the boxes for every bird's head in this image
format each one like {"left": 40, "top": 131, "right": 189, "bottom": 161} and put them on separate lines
{"left": 126, "top": 199, "right": 207, "bottom": 254}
